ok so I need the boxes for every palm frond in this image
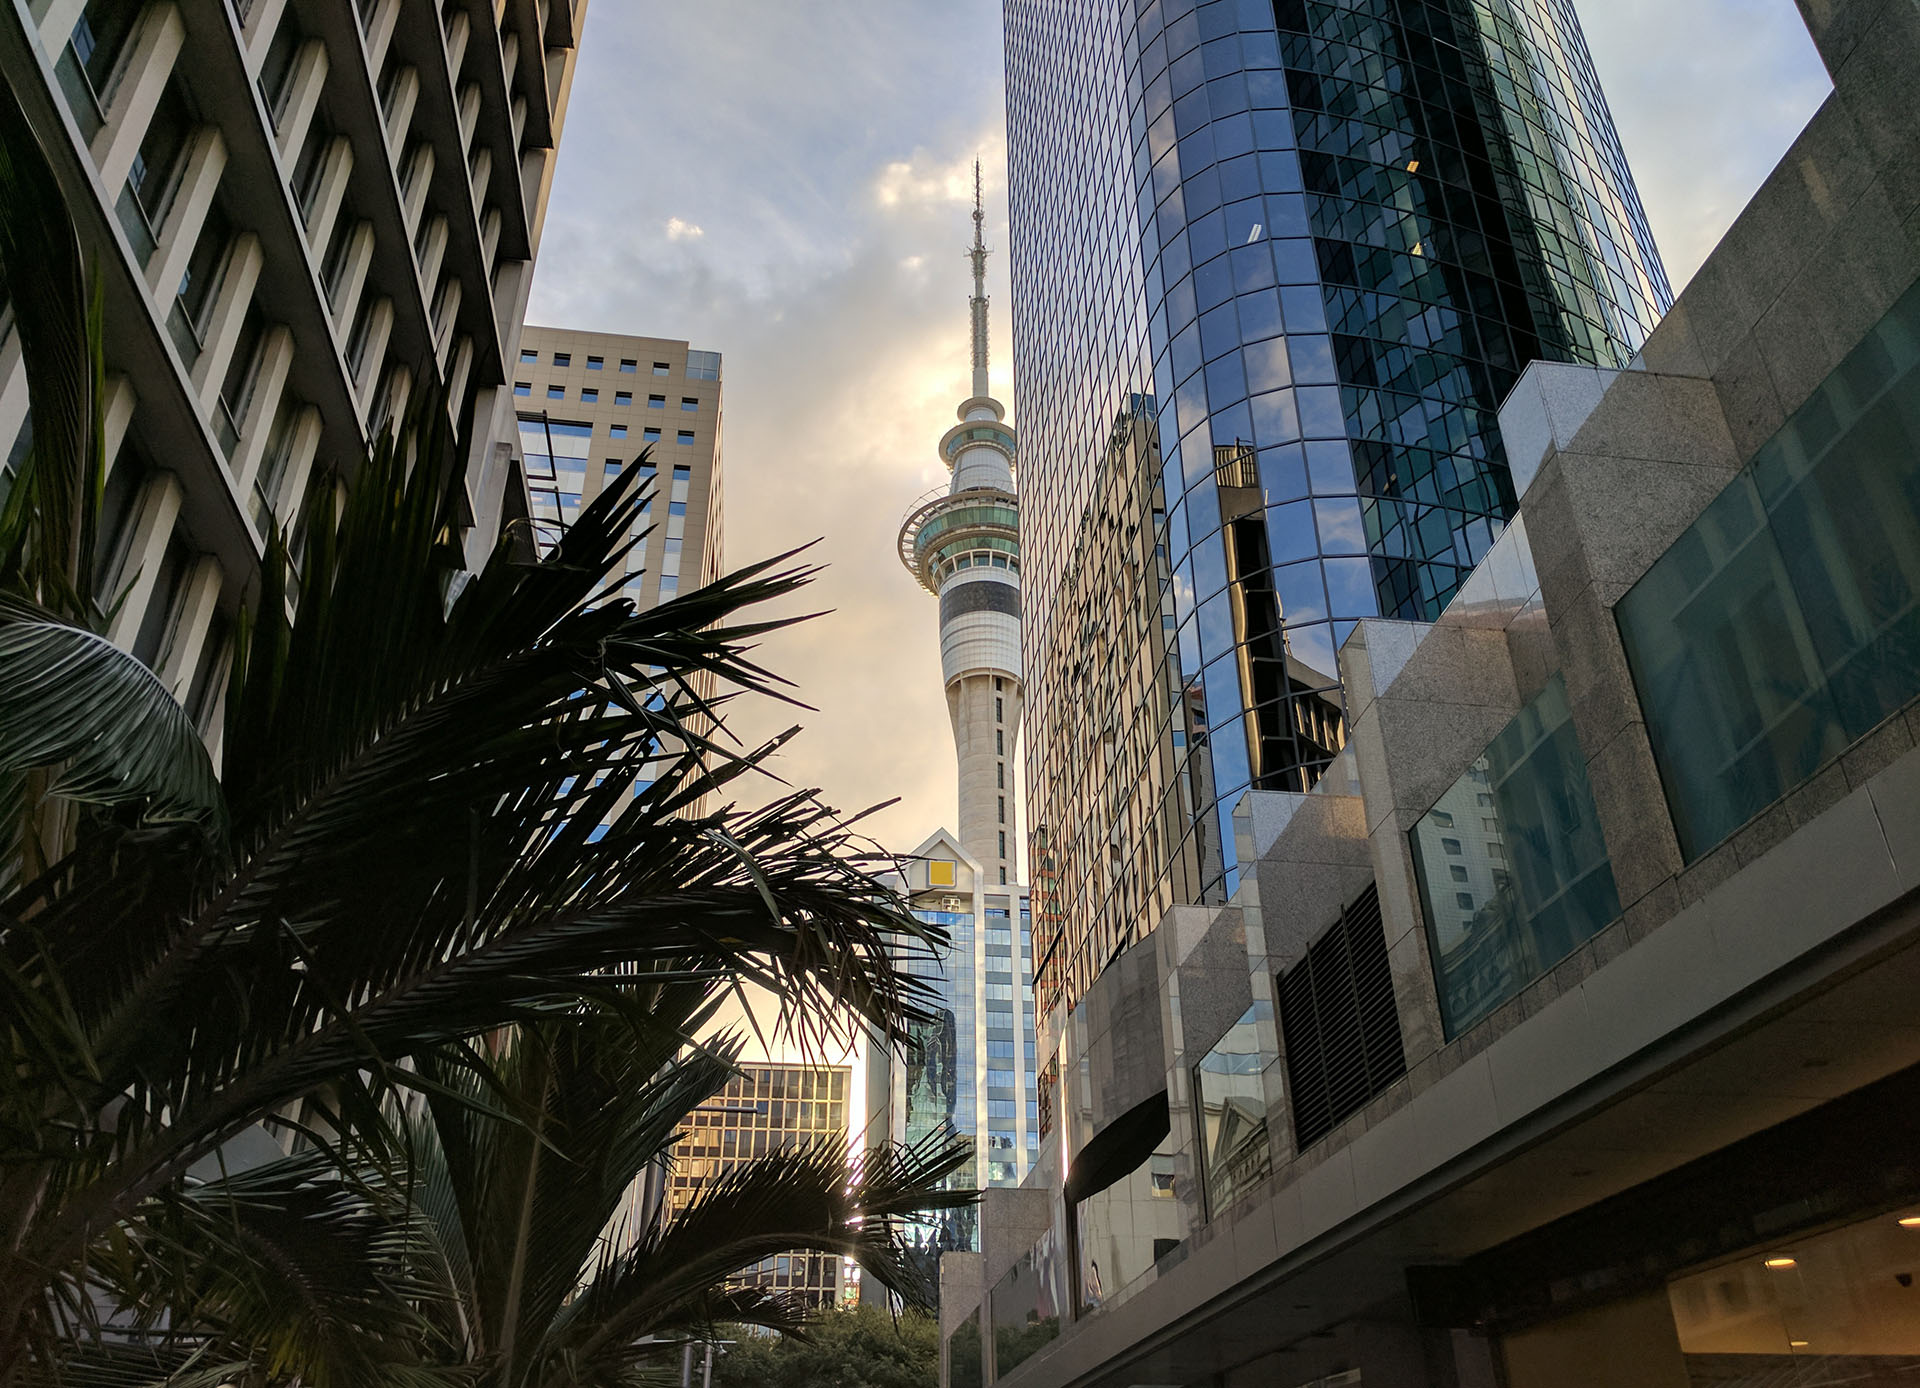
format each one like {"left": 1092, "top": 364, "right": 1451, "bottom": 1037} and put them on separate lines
{"left": 0, "top": 595, "right": 225, "bottom": 832}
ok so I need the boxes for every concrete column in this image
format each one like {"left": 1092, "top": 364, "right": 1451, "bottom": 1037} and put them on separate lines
{"left": 231, "top": 324, "right": 294, "bottom": 493}
{"left": 400, "top": 144, "right": 435, "bottom": 235}
{"left": 275, "top": 38, "right": 330, "bottom": 158}
{"left": 105, "top": 471, "right": 184, "bottom": 651}
{"left": 189, "top": 231, "right": 262, "bottom": 411}
{"left": 242, "top": 0, "right": 292, "bottom": 62}
{"left": 457, "top": 82, "right": 483, "bottom": 149}
{"left": 445, "top": 333, "right": 474, "bottom": 411}
{"left": 36, "top": 0, "right": 87, "bottom": 54}
{"left": 382, "top": 65, "right": 419, "bottom": 151}
{"left": 478, "top": 205, "right": 501, "bottom": 272}
{"left": 144, "top": 126, "right": 227, "bottom": 305}
{"left": 305, "top": 135, "right": 354, "bottom": 251}
{"left": 92, "top": 3, "right": 186, "bottom": 192}
{"left": 362, "top": 0, "right": 401, "bottom": 76}
{"left": 270, "top": 403, "right": 324, "bottom": 531}
{"left": 331, "top": 220, "right": 375, "bottom": 324}
{"left": 444, "top": 11, "right": 471, "bottom": 79}
{"left": 467, "top": 144, "right": 491, "bottom": 213}
{"left": 432, "top": 275, "right": 462, "bottom": 362}
{"left": 376, "top": 362, "right": 411, "bottom": 435}
{"left": 100, "top": 374, "right": 137, "bottom": 482}
{"left": 159, "top": 554, "right": 223, "bottom": 695}
{"left": 353, "top": 296, "right": 395, "bottom": 411}
{"left": 0, "top": 329, "right": 26, "bottom": 458}
{"left": 416, "top": 213, "right": 449, "bottom": 292}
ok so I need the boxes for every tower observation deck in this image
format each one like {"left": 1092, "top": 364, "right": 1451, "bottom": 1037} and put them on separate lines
{"left": 898, "top": 165, "right": 1022, "bottom": 884}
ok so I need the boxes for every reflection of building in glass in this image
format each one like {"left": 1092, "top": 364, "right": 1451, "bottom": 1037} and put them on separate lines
{"left": 668, "top": 1062, "right": 854, "bottom": 1310}
{"left": 1006, "top": 0, "right": 1673, "bottom": 1025}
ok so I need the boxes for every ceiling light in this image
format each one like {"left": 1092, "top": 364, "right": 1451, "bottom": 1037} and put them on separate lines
{"left": 1899, "top": 1216, "right": 1920, "bottom": 1228}
{"left": 1789, "top": 1340, "right": 1809, "bottom": 1348}
{"left": 1406, "top": 159, "right": 1420, "bottom": 173}
{"left": 1764, "top": 1256, "right": 1797, "bottom": 1269}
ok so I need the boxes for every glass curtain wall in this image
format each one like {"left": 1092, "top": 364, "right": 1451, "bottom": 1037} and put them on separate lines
{"left": 1007, "top": 0, "right": 1670, "bottom": 1023}
{"left": 1618, "top": 281, "right": 1920, "bottom": 861}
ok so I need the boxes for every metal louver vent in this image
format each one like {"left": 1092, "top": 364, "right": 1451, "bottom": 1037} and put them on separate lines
{"left": 1278, "top": 883, "right": 1407, "bottom": 1151}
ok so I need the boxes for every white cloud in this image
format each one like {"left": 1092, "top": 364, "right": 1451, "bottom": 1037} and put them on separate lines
{"left": 664, "top": 216, "right": 705, "bottom": 241}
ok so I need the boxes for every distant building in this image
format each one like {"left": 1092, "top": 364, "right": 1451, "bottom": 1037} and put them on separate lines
{"left": 507, "top": 326, "right": 722, "bottom": 605}
{"left": 885, "top": 176, "right": 1040, "bottom": 1249}
{"left": 669, "top": 1061, "right": 857, "bottom": 1311}
{"left": 0, "top": 0, "right": 584, "bottom": 751}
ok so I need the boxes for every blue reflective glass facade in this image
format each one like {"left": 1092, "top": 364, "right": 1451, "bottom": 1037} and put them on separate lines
{"left": 1007, "top": 0, "right": 1670, "bottom": 1019}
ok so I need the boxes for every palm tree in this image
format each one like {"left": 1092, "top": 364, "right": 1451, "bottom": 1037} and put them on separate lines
{"left": 77, "top": 999, "right": 972, "bottom": 1388}
{"left": 0, "top": 75, "right": 950, "bottom": 1384}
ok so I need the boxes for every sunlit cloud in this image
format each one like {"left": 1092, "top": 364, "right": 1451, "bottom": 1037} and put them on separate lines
{"left": 664, "top": 216, "right": 705, "bottom": 241}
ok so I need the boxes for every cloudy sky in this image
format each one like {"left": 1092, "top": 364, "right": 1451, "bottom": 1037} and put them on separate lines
{"left": 526, "top": 0, "right": 1830, "bottom": 858}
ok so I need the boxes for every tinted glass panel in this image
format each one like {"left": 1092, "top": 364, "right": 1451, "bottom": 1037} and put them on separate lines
{"left": 1409, "top": 673, "right": 1621, "bottom": 1036}
{"left": 1618, "top": 281, "right": 1920, "bottom": 860}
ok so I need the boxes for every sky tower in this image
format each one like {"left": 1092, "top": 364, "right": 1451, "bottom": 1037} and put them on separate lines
{"left": 898, "top": 166, "right": 1023, "bottom": 885}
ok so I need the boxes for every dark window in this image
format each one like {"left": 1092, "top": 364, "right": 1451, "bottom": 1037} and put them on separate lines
{"left": 1277, "top": 883, "right": 1406, "bottom": 1150}
{"left": 552, "top": 351, "right": 570, "bottom": 366}
{"left": 256, "top": 8, "right": 302, "bottom": 124}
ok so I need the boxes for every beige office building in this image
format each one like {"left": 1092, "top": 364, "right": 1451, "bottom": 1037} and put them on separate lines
{"left": 507, "top": 326, "right": 722, "bottom": 608}
{"left": 0, "top": 0, "right": 584, "bottom": 752}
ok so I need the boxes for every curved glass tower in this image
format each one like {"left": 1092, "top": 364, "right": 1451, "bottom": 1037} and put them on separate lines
{"left": 1006, "top": 0, "right": 1671, "bottom": 1022}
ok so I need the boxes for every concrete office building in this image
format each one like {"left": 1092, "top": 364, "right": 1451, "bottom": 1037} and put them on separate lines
{"left": 667, "top": 1061, "right": 859, "bottom": 1311}
{"left": 506, "top": 326, "right": 723, "bottom": 607}
{"left": 946, "top": 3, "right": 1920, "bottom": 1384}
{"left": 1002, "top": 0, "right": 1673, "bottom": 1044}
{"left": 0, "top": 0, "right": 584, "bottom": 751}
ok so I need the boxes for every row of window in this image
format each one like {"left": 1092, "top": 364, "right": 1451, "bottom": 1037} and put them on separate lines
{"left": 519, "top": 348, "right": 720, "bottom": 380}
{"left": 512, "top": 384, "right": 701, "bottom": 411}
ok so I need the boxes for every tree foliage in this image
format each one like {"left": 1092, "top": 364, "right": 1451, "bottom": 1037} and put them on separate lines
{"left": 710, "top": 1306, "right": 941, "bottom": 1388}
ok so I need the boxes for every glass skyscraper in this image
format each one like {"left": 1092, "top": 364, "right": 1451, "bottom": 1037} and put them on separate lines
{"left": 1006, "top": 0, "right": 1672, "bottom": 1022}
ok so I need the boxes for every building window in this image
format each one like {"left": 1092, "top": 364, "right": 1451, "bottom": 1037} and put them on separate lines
{"left": 586, "top": 355, "right": 603, "bottom": 370}
{"left": 995, "top": 677, "right": 1004, "bottom": 691}
{"left": 929, "top": 860, "right": 956, "bottom": 887}
{"left": 619, "top": 358, "right": 636, "bottom": 373}
{"left": 997, "top": 763, "right": 1005, "bottom": 789}
{"left": 513, "top": 381, "right": 531, "bottom": 397}
{"left": 997, "top": 797, "right": 1005, "bottom": 824}
{"left": 643, "top": 427, "right": 660, "bottom": 442}
{"left": 996, "top": 730, "right": 1004, "bottom": 755}
{"left": 519, "top": 348, "right": 537, "bottom": 363}
{"left": 546, "top": 385, "right": 564, "bottom": 400}
{"left": 680, "top": 397, "right": 698, "bottom": 411}
{"left": 610, "top": 425, "right": 627, "bottom": 439}
{"left": 581, "top": 388, "right": 598, "bottom": 403}
{"left": 552, "top": 351, "right": 570, "bottom": 366}
{"left": 1409, "top": 674, "right": 1620, "bottom": 1038}
{"left": 995, "top": 696, "right": 1003, "bottom": 722}
{"left": 652, "top": 361, "right": 669, "bottom": 376}
{"left": 647, "top": 394, "right": 665, "bottom": 408}
{"left": 676, "top": 430, "right": 694, "bottom": 445}
{"left": 998, "top": 831, "right": 1006, "bottom": 859}
{"left": 615, "top": 391, "right": 632, "bottom": 405}
{"left": 687, "top": 350, "right": 720, "bottom": 379}
{"left": 999, "top": 867, "right": 1007, "bottom": 885}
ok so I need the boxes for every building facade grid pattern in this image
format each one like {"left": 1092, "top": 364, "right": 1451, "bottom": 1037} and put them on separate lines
{"left": 1005, "top": 0, "right": 1670, "bottom": 1022}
